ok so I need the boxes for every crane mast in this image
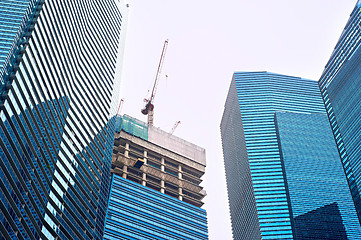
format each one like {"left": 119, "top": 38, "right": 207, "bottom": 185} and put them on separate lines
{"left": 141, "top": 39, "right": 169, "bottom": 126}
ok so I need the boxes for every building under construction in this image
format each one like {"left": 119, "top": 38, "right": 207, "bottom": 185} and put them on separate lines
{"left": 103, "top": 115, "right": 208, "bottom": 240}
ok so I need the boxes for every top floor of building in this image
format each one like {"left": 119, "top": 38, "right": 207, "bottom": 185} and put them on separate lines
{"left": 111, "top": 114, "right": 207, "bottom": 207}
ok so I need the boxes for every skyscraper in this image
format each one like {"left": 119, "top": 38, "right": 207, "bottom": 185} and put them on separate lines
{"left": 274, "top": 112, "right": 360, "bottom": 239}
{"left": 318, "top": 0, "right": 361, "bottom": 220}
{"left": 0, "top": 0, "right": 30, "bottom": 70}
{"left": 221, "top": 72, "right": 361, "bottom": 239}
{"left": 103, "top": 115, "right": 208, "bottom": 239}
{"left": 0, "top": 0, "right": 128, "bottom": 239}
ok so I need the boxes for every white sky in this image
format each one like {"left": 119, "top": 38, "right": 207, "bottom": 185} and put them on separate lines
{"left": 118, "top": 1, "right": 356, "bottom": 239}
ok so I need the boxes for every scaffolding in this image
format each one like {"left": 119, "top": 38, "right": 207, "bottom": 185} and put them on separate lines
{"left": 115, "top": 115, "right": 148, "bottom": 141}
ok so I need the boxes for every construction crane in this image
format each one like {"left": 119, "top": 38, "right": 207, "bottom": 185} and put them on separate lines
{"left": 116, "top": 98, "right": 124, "bottom": 116}
{"left": 141, "top": 39, "right": 169, "bottom": 126}
{"left": 169, "top": 121, "right": 181, "bottom": 135}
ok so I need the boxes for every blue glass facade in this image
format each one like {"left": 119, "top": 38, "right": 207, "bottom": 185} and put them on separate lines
{"left": 104, "top": 175, "right": 208, "bottom": 240}
{"left": 221, "top": 72, "right": 360, "bottom": 239}
{"left": 220, "top": 79, "right": 261, "bottom": 240}
{"left": 275, "top": 112, "right": 361, "bottom": 239}
{"left": 0, "top": 0, "right": 128, "bottom": 239}
{"left": 319, "top": 1, "right": 361, "bottom": 220}
{"left": 0, "top": 97, "right": 69, "bottom": 239}
{"left": 0, "top": 0, "right": 29, "bottom": 70}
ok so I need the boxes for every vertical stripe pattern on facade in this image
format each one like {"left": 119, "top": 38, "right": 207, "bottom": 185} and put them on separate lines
{"left": 0, "top": 0, "right": 126, "bottom": 239}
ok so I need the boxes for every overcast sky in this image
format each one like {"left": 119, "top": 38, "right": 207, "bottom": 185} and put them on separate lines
{"left": 118, "top": 1, "right": 356, "bottom": 239}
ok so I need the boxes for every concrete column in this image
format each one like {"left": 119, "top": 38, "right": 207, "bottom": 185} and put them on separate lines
{"left": 161, "top": 180, "right": 165, "bottom": 193}
{"left": 161, "top": 158, "right": 165, "bottom": 172}
{"left": 178, "top": 188, "right": 183, "bottom": 201}
{"left": 178, "top": 165, "right": 182, "bottom": 179}
{"left": 142, "top": 173, "right": 146, "bottom": 186}
{"left": 144, "top": 150, "right": 147, "bottom": 164}
{"left": 124, "top": 143, "right": 129, "bottom": 158}
{"left": 122, "top": 165, "right": 127, "bottom": 179}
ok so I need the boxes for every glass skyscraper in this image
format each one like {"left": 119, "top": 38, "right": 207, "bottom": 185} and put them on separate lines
{"left": 221, "top": 72, "right": 361, "bottom": 239}
{"left": 275, "top": 112, "right": 360, "bottom": 238}
{"left": 318, "top": 0, "right": 361, "bottom": 220}
{"left": 0, "top": 0, "right": 128, "bottom": 239}
{"left": 0, "top": 0, "right": 29, "bottom": 70}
